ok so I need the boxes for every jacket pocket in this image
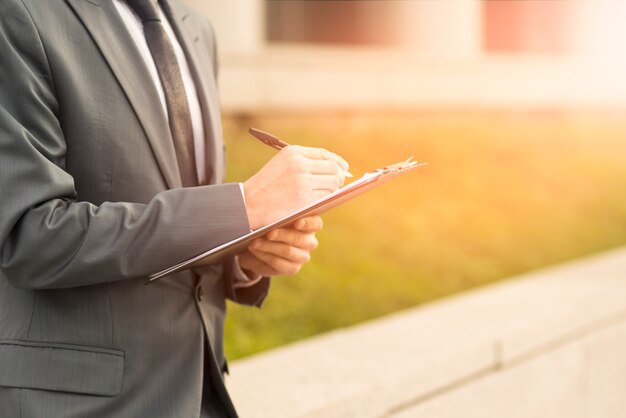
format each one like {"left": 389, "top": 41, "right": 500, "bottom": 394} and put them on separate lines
{"left": 0, "top": 340, "right": 124, "bottom": 396}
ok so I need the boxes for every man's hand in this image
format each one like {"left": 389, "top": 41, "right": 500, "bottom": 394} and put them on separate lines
{"left": 243, "top": 145, "right": 349, "bottom": 230}
{"left": 238, "top": 216, "right": 323, "bottom": 276}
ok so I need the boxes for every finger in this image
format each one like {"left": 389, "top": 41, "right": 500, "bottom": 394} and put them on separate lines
{"left": 237, "top": 250, "right": 279, "bottom": 276}
{"left": 307, "top": 160, "right": 346, "bottom": 187}
{"left": 249, "top": 247, "right": 303, "bottom": 276}
{"left": 308, "top": 174, "right": 342, "bottom": 192}
{"left": 294, "top": 216, "right": 323, "bottom": 232}
{"left": 265, "top": 229, "right": 319, "bottom": 249}
{"left": 250, "top": 239, "right": 311, "bottom": 263}
{"left": 298, "top": 146, "right": 350, "bottom": 172}
{"left": 308, "top": 159, "right": 342, "bottom": 175}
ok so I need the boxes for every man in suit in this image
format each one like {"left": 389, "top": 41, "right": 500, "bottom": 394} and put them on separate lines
{"left": 0, "top": 0, "right": 348, "bottom": 416}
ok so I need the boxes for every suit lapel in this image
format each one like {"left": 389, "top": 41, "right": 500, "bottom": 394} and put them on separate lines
{"left": 161, "top": 0, "right": 224, "bottom": 185}
{"left": 66, "top": 0, "right": 182, "bottom": 189}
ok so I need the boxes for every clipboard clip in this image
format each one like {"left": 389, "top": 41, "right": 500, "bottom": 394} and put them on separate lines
{"left": 377, "top": 156, "right": 419, "bottom": 173}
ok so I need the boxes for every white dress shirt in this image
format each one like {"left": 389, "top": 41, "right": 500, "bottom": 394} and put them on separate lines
{"left": 114, "top": 0, "right": 261, "bottom": 286}
{"left": 113, "top": 0, "right": 206, "bottom": 184}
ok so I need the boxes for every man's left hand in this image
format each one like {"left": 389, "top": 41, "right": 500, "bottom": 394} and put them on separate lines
{"left": 238, "top": 216, "right": 323, "bottom": 276}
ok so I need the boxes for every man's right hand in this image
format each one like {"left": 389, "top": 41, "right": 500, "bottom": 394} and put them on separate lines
{"left": 243, "top": 145, "right": 350, "bottom": 230}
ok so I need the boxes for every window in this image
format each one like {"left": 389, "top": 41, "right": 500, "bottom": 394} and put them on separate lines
{"left": 483, "top": 0, "right": 574, "bottom": 54}
{"left": 266, "top": 0, "right": 404, "bottom": 46}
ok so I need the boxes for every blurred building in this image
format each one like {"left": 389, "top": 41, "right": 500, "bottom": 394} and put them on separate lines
{"left": 183, "top": 0, "right": 626, "bottom": 113}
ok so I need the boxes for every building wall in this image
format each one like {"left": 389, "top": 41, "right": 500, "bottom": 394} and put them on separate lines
{"left": 183, "top": 0, "right": 626, "bottom": 112}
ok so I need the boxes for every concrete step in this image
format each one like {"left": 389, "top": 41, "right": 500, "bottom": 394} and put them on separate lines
{"left": 226, "top": 247, "right": 626, "bottom": 418}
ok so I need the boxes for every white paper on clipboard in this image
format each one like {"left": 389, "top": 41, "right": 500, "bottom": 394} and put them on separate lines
{"left": 146, "top": 158, "right": 427, "bottom": 283}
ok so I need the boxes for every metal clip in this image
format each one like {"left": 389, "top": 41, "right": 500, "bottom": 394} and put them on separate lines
{"left": 377, "top": 156, "right": 419, "bottom": 173}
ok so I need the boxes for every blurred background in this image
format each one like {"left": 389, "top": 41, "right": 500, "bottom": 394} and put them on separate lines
{"left": 182, "top": 0, "right": 626, "bottom": 360}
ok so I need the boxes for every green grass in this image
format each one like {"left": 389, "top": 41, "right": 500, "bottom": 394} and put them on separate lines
{"left": 222, "top": 111, "right": 626, "bottom": 360}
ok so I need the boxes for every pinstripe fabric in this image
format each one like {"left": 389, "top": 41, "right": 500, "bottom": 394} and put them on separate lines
{"left": 0, "top": 0, "right": 270, "bottom": 416}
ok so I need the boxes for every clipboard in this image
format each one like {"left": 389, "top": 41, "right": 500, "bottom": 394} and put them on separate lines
{"left": 147, "top": 157, "right": 426, "bottom": 283}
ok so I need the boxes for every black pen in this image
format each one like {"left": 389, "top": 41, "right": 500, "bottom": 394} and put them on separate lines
{"left": 248, "top": 127, "right": 353, "bottom": 177}
{"left": 248, "top": 127, "right": 289, "bottom": 150}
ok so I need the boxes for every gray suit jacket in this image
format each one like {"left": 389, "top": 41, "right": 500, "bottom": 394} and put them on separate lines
{"left": 0, "top": 0, "right": 270, "bottom": 416}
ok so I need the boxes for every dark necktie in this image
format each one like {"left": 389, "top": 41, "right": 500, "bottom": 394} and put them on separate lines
{"left": 126, "top": 0, "right": 198, "bottom": 187}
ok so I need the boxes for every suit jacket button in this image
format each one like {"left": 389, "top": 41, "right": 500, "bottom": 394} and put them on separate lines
{"left": 196, "top": 286, "right": 204, "bottom": 302}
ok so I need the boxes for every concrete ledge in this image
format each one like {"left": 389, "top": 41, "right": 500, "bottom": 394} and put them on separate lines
{"left": 227, "top": 247, "right": 626, "bottom": 417}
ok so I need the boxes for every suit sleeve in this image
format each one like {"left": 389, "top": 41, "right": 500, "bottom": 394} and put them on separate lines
{"left": 0, "top": 0, "right": 250, "bottom": 290}
{"left": 198, "top": 15, "right": 272, "bottom": 307}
